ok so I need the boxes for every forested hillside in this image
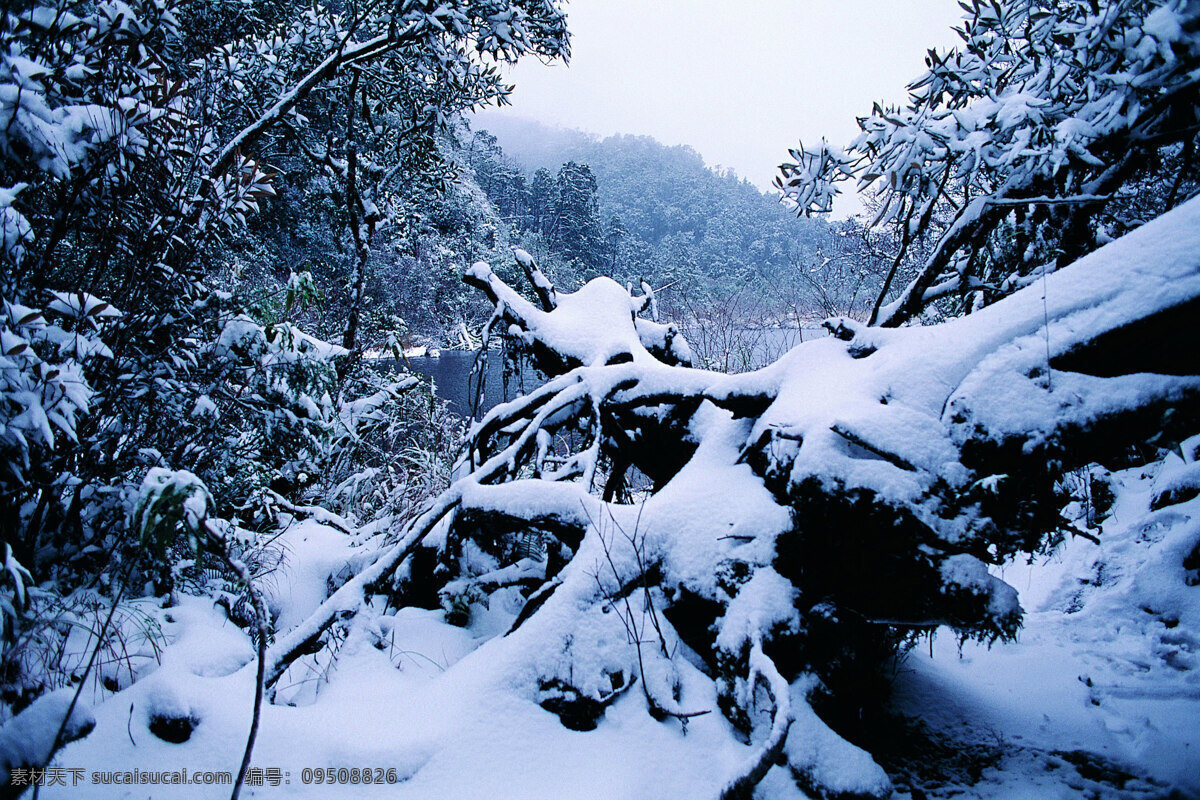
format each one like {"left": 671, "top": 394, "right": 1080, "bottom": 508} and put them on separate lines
{"left": 1, "top": 1, "right": 1198, "bottom": 799}
{"left": 468, "top": 115, "right": 825, "bottom": 297}
{"left": 470, "top": 115, "right": 826, "bottom": 296}
{"left": 462, "top": 117, "right": 892, "bottom": 355}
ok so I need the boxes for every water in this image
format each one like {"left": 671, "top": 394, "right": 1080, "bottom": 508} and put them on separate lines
{"left": 402, "top": 350, "right": 542, "bottom": 420}
{"left": 400, "top": 326, "right": 827, "bottom": 419}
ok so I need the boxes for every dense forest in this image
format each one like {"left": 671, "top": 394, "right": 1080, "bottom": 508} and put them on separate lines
{"left": 1, "top": 1, "right": 1199, "bottom": 799}
{"left": 465, "top": 117, "right": 829, "bottom": 302}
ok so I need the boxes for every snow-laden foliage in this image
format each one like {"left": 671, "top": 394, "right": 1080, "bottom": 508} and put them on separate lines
{"left": 779, "top": 0, "right": 1200, "bottom": 327}
{"left": 0, "top": 2, "right": 567, "bottom": 770}
{"left": 0, "top": 687, "right": 95, "bottom": 787}
{"left": 187, "top": 0, "right": 570, "bottom": 359}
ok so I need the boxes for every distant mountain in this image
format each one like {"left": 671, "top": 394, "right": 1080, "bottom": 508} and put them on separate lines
{"left": 473, "top": 112, "right": 798, "bottom": 239}
{"left": 466, "top": 113, "right": 837, "bottom": 316}
{"left": 467, "top": 114, "right": 592, "bottom": 175}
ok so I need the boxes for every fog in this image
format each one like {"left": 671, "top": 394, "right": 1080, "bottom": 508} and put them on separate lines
{"left": 490, "top": 0, "right": 963, "bottom": 215}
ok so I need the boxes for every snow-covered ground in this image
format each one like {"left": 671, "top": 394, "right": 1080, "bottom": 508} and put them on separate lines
{"left": 15, "top": 196, "right": 1200, "bottom": 798}
{"left": 887, "top": 459, "right": 1200, "bottom": 800}
{"left": 26, "top": 452, "right": 1197, "bottom": 799}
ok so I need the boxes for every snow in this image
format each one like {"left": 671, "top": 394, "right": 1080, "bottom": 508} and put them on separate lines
{"left": 784, "top": 677, "right": 891, "bottom": 799}
{"left": 190, "top": 394, "right": 217, "bottom": 417}
{"left": 214, "top": 316, "right": 264, "bottom": 361}
{"left": 158, "top": 597, "right": 255, "bottom": 679}
{"left": 29, "top": 200, "right": 1200, "bottom": 798}
{"left": 43, "top": 400, "right": 802, "bottom": 796}
{"left": 1151, "top": 453, "right": 1200, "bottom": 510}
{"left": 1142, "top": 5, "right": 1185, "bottom": 46}
{"left": 644, "top": 402, "right": 793, "bottom": 598}
{"left": 45, "top": 291, "right": 121, "bottom": 322}
{"left": 41, "top": 424, "right": 1200, "bottom": 799}
{"left": 468, "top": 259, "right": 690, "bottom": 369}
{"left": 891, "top": 461, "right": 1200, "bottom": 798}
{"left": 522, "top": 273, "right": 644, "bottom": 366}
{"left": 727, "top": 195, "right": 1200, "bottom": 554}
{"left": 258, "top": 521, "right": 362, "bottom": 633}
{"left": 940, "top": 553, "right": 1022, "bottom": 620}
{"left": 45, "top": 565, "right": 747, "bottom": 799}
{"left": 715, "top": 567, "right": 798, "bottom": 654}
{"left": 0, "top": 688, "right": 94, "bottom": 785}
{"left": 132, "top": 468, "right": 212, "bottom": 542}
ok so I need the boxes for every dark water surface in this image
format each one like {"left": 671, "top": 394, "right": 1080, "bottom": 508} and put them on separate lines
{"left": 401, "top": 350, "right": 542, "bottom": 420}
{"left": 400, "top": 327, "right": 827, "bottom": 420}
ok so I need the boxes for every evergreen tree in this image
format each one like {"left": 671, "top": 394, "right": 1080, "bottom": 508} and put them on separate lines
{"left": 552, "top": 161, "right": 603, "bottom": 272}
{"left": 528, "top": 167, "right": 558, "bottom": 236}
{"left": 602, "top": 214, "right": 628, "bottom": 272}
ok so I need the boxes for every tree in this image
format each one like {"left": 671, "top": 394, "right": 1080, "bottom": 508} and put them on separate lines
{"left": 602, "top": 213, "right": 628, "bottom": 272}
{"left": 551, "top": 161, "right": 602, "bottom": 272}
{"left": 258, "top": 202, "right": 1200, "bottom": 798}
{"left": 189, "top": 0, "right": 571, "bottom": 364}
{"left": 0, "top": 0, "right": 569, "bottom": 746}
{"left": 528, "top": 166, "right": 557, "bottom": 236}
{"left": 467, "top": 128, "right": 530, "bottom": 224}
{"left": 778, "top": 0, "right": 1200, "bottom": 327}
{"left": 786, "top": 219, "right": 892, "bottom": 322}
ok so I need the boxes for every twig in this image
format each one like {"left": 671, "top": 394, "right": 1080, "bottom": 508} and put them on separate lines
{"left": 202, "top": 522, "right": 268, "bottom": 800}
{"left": 585, "top": 502, "right": 709, "bottom": 724}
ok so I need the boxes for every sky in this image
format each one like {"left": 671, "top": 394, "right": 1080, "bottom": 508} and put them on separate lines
{"left": 490, "top": 0, "right": 964, "bottom": 215}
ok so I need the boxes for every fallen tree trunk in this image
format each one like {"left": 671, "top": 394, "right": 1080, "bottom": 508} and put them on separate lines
{"left": 267, "top": 199, "right": 1200, "bottom": 798}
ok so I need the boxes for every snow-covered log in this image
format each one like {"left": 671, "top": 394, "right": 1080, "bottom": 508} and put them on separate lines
{"left": 270, "top": 198, "right": 1200, "bottom": 798}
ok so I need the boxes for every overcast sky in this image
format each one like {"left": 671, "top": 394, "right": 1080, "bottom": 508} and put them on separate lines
{"left": 491, "top": 0, "right": 964, "bottom": 215}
